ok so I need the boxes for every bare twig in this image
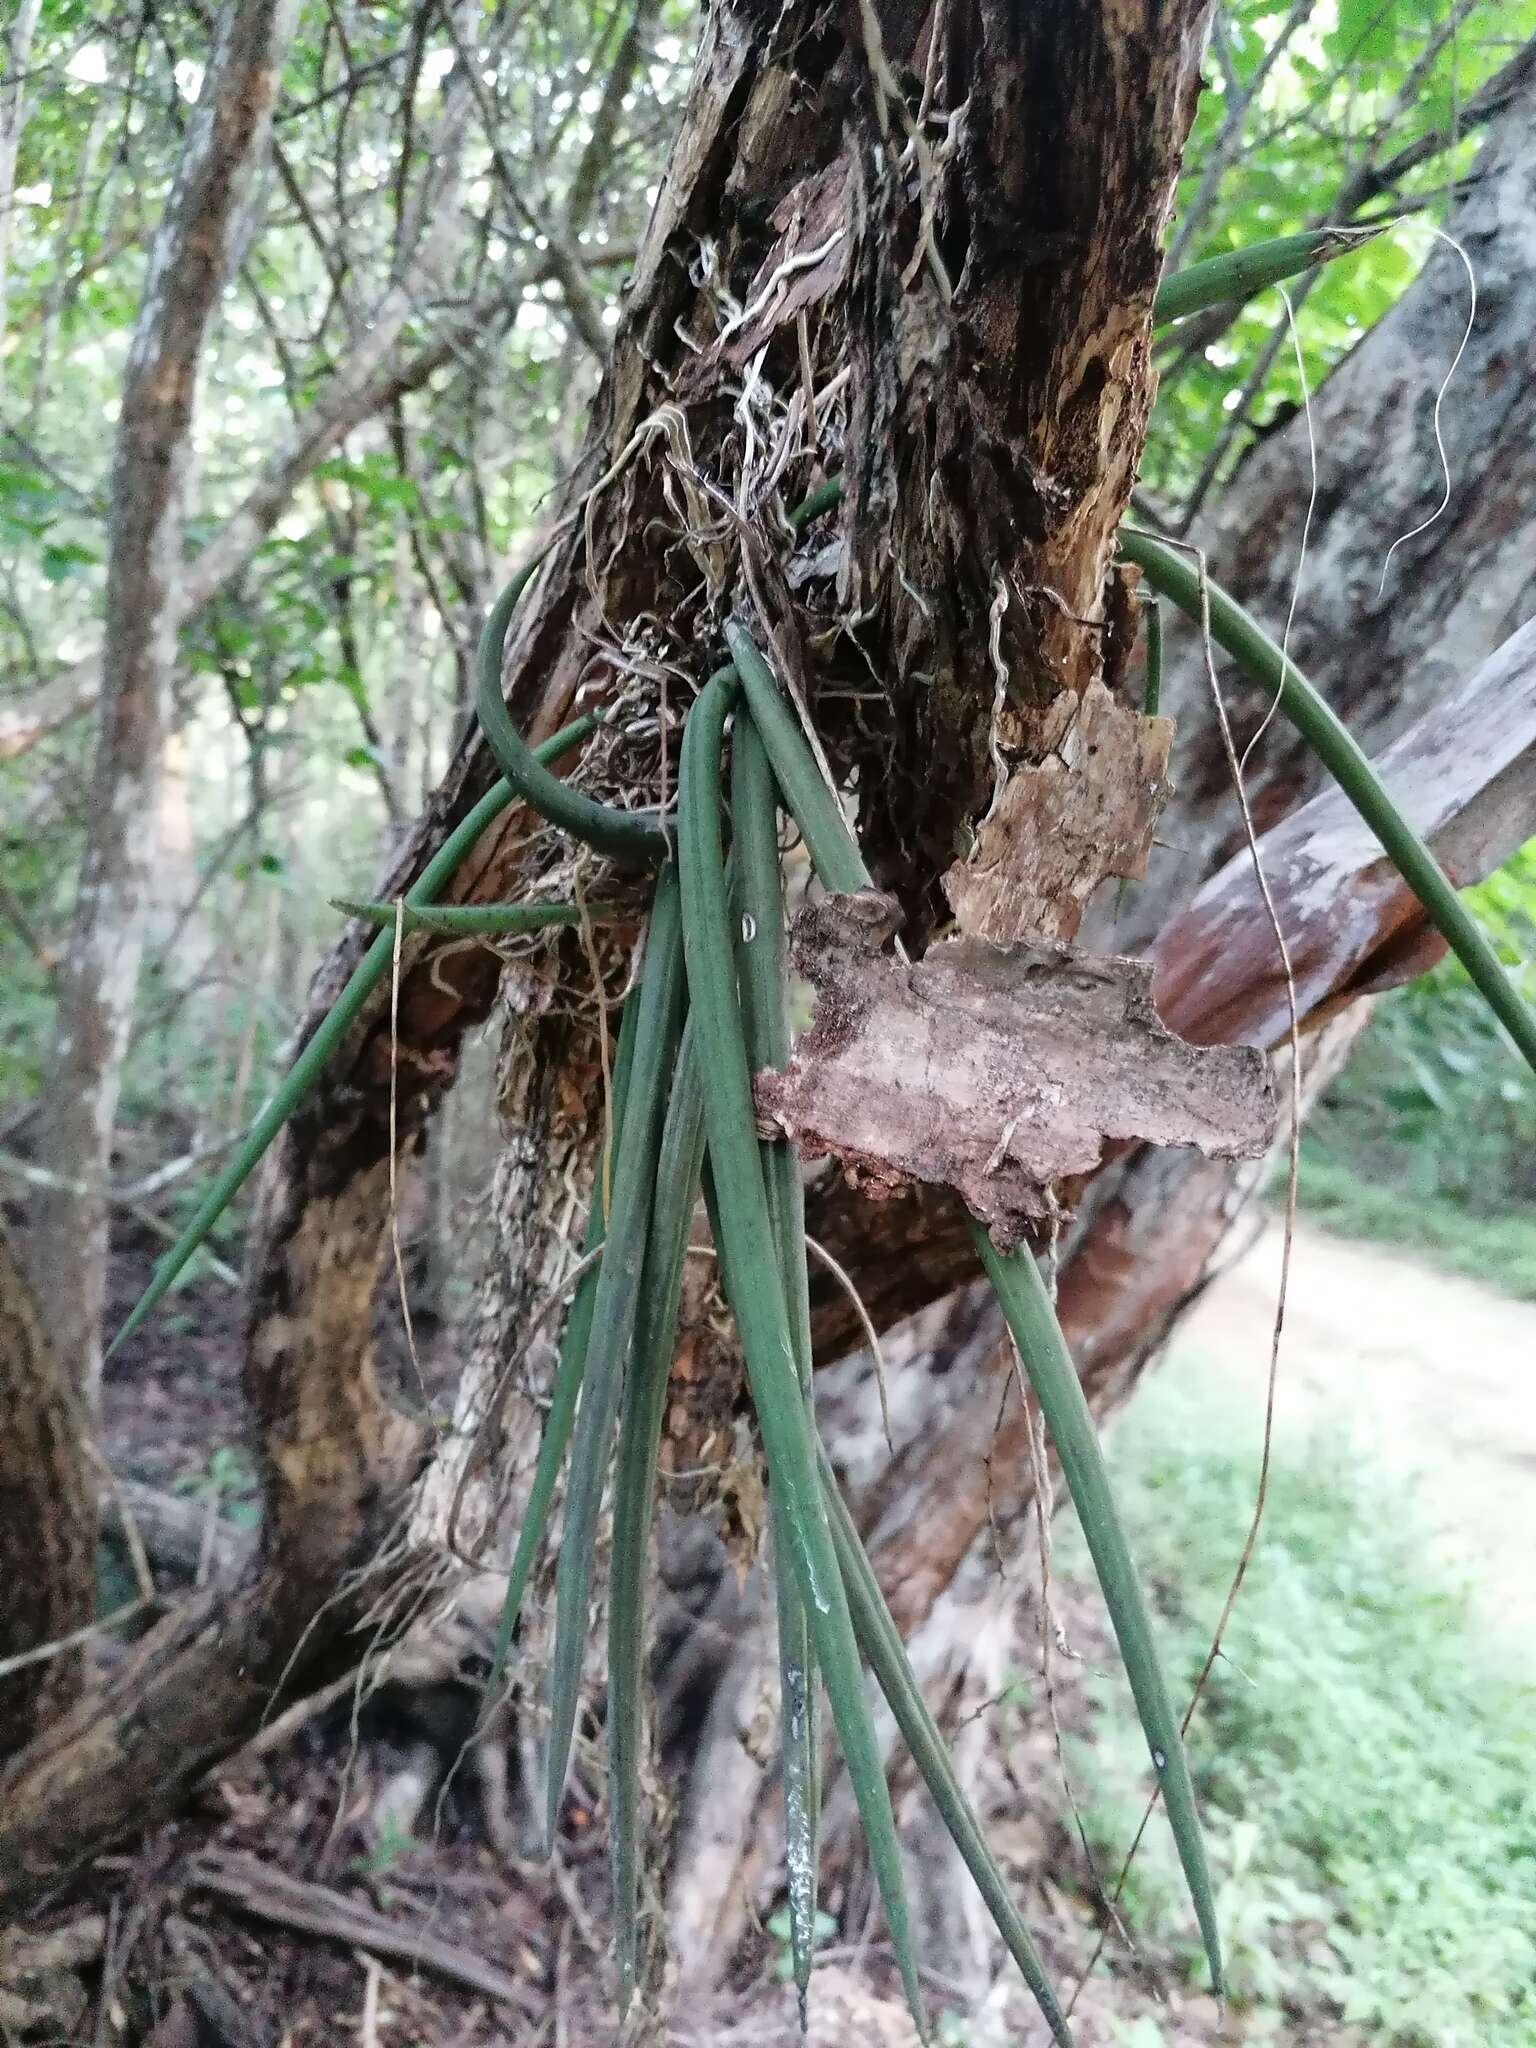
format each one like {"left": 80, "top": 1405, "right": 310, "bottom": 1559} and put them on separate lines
{"left": 1166, "top": 0, "right": 1488, "bottom": 525}
{"left": 1169, "top": 0, "right": 1318, "bottom": 268}
{"left": 566, "top": 0, "right": 663, "bottom": 235}
{"left": 0, "top": 1600, "right": 151, "bottom": 1680}
{"left": 86, "top": 1445, "right": 157, "bottom": 1605}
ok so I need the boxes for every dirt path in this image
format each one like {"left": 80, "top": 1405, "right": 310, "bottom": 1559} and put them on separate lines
{"left": 1177, "top": 1217, "right": 1536, "bottom": 1658}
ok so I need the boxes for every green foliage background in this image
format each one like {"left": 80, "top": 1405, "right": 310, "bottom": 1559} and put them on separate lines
{"left": 1299, "top": 844, "right": 1536, "bottom": 1291}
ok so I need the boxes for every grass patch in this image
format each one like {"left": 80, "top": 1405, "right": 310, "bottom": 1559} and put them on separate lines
{"left": 1293, "top": 1150, "right": 1536, "bottom": 1301}
{"left": 1058, "top": 1368, "right": 1536, "bottom": 2046}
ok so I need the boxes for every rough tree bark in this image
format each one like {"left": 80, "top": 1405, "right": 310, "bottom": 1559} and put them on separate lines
{"left": 797, "top": 78, "right": 1536, "bottom": 1366}
{"left": 1119, "top": 92, "right": 1536, "bottom": 954}
{"left": 0, "top": 0, "right": 1217, "bottom": 1899}
{"left": 25, "top": 0, "right": 295, "bottom": 1398}
{"left": 0, "top": 1220, "right": 92, "bottom": 1756}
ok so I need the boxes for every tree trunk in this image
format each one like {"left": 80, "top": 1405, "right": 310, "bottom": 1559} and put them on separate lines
{"left": 796, "top": 81, "right": 1536, "bottom": 1387}
{"left": 25, "top": 0, "right": 294, "bottom": 1398}
{"left": 0, "top": 0, "right": 43, "bottom": 403}
{"left": 0, "top": 0, "right": 1215, "bottom": 1898}
{"left": 0, "top": 1220, "right": 93, "bottom": 1756}
{"left": 1114, "top": 93, "right": 1536, "bottom": 960}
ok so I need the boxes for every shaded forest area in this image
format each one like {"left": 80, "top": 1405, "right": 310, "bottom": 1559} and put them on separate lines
{"left": 2, "top": 2, "right": 1535, "bottom": 2043}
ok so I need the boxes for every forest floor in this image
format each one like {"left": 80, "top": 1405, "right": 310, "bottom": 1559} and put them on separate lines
{"left": 50, "top": 1209, "right": 1533, "bottom": 2046}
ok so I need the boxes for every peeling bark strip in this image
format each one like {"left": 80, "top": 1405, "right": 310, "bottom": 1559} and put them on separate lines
{"left": 943, "top": 683, "right": 1173, "bottom": 942}
{"left": 754, "top": 892, "right": 1275, "bottom": 1245}
{"left": 1154, "top": 617, "right": 1536, "bottom": 1051}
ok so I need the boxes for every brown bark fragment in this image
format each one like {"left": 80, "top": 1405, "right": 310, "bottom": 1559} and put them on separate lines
{"left": 755, "top": 890, "right": 1276, "bottom": 1245}
{"left": 706, "top": 159, "right": 852, "bottom": 374}
{"left": 943, "top": 682, "right": 1173, "bottom": 941}
{"left": 802, "top": 608, "right": 1536, "bottom": 1360}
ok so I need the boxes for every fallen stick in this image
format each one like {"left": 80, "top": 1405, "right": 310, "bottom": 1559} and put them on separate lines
{"left": 188, "top": 1851, "right": 543, "bottom": 2015}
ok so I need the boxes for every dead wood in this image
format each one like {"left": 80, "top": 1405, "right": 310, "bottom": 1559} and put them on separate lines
{"left": 188, "top": 1850, "right": 543, "bottom": 2014}
{"left": 1154, "top": 616, "right": 1536, "bottom": 1049}
{"left": 0, "top": 1443, "right": 425, "bottom": 1911}
{"left": 100, "top": 1480, "right": 249, "bottom": 1584}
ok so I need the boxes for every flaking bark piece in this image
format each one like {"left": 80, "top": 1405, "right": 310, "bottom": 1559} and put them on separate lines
{"left": 943, "top": 683, "right": 1174, "bottom": 942}
{"left": 754, "top": 892, "right": 1276, "bottom": 1247}
{"left": 680, "top": 159, "right": 852, "bottom": 384}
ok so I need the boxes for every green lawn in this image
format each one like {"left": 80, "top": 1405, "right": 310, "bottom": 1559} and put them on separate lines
{"left": 1295, "top": 1151, "right": 1536, "bottom": 1302}
{"left": 1056, "top": 1367, "right": 1536, "bottom": 2046}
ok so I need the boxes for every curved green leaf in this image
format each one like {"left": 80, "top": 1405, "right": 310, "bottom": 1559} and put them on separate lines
{"left": 972, "top": 1222, "right": 1223, "bottom": 1994}
{"left": 732, "top": 713, "right": 822, "bottom": 2021}
{"left": 545, "top": 867, "right": 686, "bottom": 1841}
{"left": 678, "top": 672, "right": 925, "bottom": 2039}
{"left": 474, "top": 555, "right": 668, "bottom": 865}
{"left": 484, "top": 987, "right": 643, "bottom": 1704}
{"left": 724, "top": 622, "right": 869, "bottom": 896}
{"left": 109, "top": 712, "right": 600, "bottom": 1357}
{"left": 819, "top": 1445, "right": 1073, "bottom": 2048}
{"left": 607, "top": 1016, "right": 708, "bottom": 2013}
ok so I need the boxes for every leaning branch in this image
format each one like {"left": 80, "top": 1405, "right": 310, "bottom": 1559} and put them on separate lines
{"left": 802, "top": 618, "right": 1536, "bottom": 1361}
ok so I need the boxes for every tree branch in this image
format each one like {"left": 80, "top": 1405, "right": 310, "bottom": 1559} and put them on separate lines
{"left": 0, "top": 240, "right": 634, "bottom": 762}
